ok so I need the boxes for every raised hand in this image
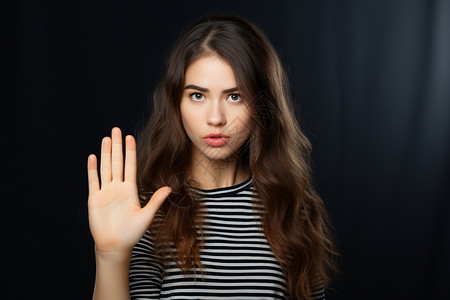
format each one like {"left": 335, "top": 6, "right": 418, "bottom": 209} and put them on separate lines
{"left": 87, "top": 127, "right": 171, "bottom": 255}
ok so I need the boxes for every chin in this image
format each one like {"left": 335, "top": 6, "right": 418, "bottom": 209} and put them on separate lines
{"left": 201, "top": 149, "right": 238, "bottom": 162}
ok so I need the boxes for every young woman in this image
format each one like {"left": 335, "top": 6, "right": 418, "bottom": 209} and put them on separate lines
{"left": 87, "top": 15, "right": 337, "bottom": 300}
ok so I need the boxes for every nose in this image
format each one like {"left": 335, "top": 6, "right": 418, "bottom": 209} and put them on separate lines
{"left": 206, "top": 100, "right": 226, "bottom": 127}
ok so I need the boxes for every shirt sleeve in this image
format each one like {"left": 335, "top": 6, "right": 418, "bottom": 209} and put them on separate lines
{"left": 310, "top": 283, "right": 326, "bottom": 300}
{"left": 129, "top": 230, "right": 164, "bottom": 300}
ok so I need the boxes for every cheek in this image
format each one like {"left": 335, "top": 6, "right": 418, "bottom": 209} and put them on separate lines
{"left": 180, "top": 103, "right": 197, "bottom": 137}
{"left": 232, "top": 111, "right": 254, "bottom": 144}
{"left": 180, "top": 105, "right": 189, "bottom": 134}
{"left": 238, "top": 110, "right": 254, "bottom": 134}
{"left": 181, "top": 113, "right": 192, "bottom": 136}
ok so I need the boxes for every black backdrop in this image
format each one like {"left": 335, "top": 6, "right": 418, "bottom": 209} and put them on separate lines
{"left": 3, "top": 0, "right": 449, "bottom": 299}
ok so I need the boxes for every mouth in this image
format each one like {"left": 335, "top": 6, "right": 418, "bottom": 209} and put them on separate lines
{"left": 203, "top": 133, "right": 229, "bottom": 146}
{"left": 203, "top": 133, "right": 229, "bottom": 139}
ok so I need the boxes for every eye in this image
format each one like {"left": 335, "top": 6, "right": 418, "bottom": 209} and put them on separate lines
{"left": 227, "top": 93, "right": 242, "bottom": 103}
{"left": 190, "top": 93, "right": 205, "bottom": 101}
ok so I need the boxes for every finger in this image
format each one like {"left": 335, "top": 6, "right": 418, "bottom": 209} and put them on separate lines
{"left": 111, "top": 127, "right": 124, "bottom": 181}
{"left": 100, "top": 137, "right": 112, "bottom": 184}
{"left": 141, "top": 186, "right": 172, "bottom": 222}
{"left": 87, "top": 154, "right": 100, "bottom": 195}
{"left": 124, "top": 135, "right": 137, "bottom": 183}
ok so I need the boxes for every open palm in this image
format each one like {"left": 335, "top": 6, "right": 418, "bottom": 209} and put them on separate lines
{"left": 87, "top": 127, "right": 171, "bottom": 254}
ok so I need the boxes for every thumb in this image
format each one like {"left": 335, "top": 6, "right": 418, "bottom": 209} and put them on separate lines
{"left": 141, "top": 186, "right": 172, "bottom": 221}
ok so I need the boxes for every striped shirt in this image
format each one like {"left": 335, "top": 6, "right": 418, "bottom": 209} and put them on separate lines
{"left": 129, "top": 176, "right": 325, "bottom": 299}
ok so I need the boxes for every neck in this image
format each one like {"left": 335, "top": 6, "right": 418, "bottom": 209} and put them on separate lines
{"left": 187, "top": 148, "right": 250, "bottom": 190}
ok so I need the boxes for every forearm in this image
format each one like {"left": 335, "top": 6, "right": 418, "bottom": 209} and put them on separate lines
{"left": 92, "top": 249, "right": 132, "bottom": 300}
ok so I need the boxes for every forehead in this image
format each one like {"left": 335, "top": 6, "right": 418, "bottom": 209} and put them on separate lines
{"left": 184, "top": 55, "right": 237, "bottom": 88}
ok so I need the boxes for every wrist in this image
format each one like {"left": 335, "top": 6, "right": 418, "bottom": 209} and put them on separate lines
{"left": 95, "top": 247, "right": 132, "bottom": 264}
{"left": 93, "top": 246, "right": 132, "bottom": 300}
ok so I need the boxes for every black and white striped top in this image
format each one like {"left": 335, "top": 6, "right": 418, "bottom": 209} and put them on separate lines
{"left": 129, "top": 176, "right": 325, "bottom": 299}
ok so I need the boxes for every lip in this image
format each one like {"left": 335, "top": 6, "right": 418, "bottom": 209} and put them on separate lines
{"left": 203, "top": 133, "right": 229, "bottom": 147}
{"left": 203, "top": 133, "right": 229, "bottom": 139}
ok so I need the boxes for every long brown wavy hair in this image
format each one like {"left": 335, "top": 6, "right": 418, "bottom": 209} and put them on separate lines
{"left": 136, "top": 14, "right": 338, "bottom": 300}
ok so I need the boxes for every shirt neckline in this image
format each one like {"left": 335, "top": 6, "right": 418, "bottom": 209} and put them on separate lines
{"left": 189, "top": 174, "right": 253, "bottom": 194}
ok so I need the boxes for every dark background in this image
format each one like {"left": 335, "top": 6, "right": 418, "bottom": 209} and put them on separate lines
{"left": 3, "top": 0, "right": 449, "bottom": 299}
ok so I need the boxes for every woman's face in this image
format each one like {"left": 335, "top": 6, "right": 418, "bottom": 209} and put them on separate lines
{"left": 180, "top": 55, "right": 253, "bottom": 163}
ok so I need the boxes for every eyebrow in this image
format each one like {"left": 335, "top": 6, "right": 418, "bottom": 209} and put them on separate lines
{"left": 184, "top": 84, "right": 239, "bottom": 94}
